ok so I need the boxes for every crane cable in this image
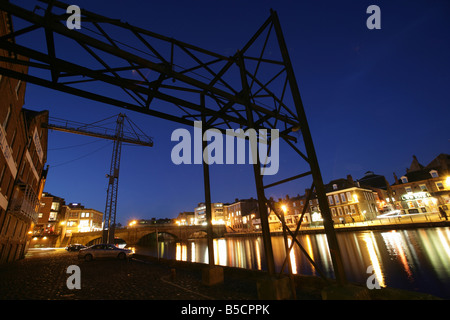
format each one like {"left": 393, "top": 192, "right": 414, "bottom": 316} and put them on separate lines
{"left": 49, "top": 141, "right": 111, "bottom": 169}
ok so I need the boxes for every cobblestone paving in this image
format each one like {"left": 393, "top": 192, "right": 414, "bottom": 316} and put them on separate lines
{"left": 0, "top": 248, "right": 263, "bottom": 300}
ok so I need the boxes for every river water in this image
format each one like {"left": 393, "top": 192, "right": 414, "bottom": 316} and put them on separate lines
{"left": 130, "top": 227, "right": 450, "bottom": 299}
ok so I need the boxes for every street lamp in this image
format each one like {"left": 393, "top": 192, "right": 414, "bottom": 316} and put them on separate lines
{"left": 129, "top": 220, "right": 137, "bottom": 227}
{"left": 445, "top": 176, "right": 450, "bottom": 188}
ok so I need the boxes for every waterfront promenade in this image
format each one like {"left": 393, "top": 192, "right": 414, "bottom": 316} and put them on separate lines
{"left": 0, "top": 248, "right": 262, "bottom": 300}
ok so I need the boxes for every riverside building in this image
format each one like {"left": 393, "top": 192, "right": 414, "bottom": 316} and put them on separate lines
{"left": 391, "top": 154, "right": 450, "bottom": 216}
{"left": 0, "top": 10, "right": 49, "bottom": 263}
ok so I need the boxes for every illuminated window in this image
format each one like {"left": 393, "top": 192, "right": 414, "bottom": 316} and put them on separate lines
{"left": 419, "top": 184, "right": 427, "bottom": 191}
{"left": 333, "top": 184, "right": 338, "bottom": 190}
{"left": 401, "top": 176, "right": 408, "bottom": 183}
{"left": 334, "top": 195, "right": 340, "bottom": 204}
{"left": 340, "top": 193, "right": 346, "bottom": 202}
{"left": 328, "top": 196, "right": 334, "bottom": 205}
{"left": 436, "top": 182, "right": 444, "bottom": 191}
{"left": 350, "top": 205, "right": 356, "bottom": 214}
{"left": 405, "top": 187, "right": 413, "bottom": 193}
{"left": 331, "top": 208, "right": 336, "bottom": 216}
{"left": 346, "top": 192, "right": 352, "bottom": 202}
{"left": 430, "top": 170, "right": 439, "bottom": 178}
{"left": 51, "top": 202, "right": 60, "bottom": 211}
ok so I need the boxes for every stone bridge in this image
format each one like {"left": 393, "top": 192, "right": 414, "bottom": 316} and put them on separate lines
{"left": 68, "top": 224, "right": 228, "bottom": 246}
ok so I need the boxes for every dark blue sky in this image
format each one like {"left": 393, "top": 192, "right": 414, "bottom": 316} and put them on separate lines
{"left": 12, "top": 0, "right": 450, "bottom": 225}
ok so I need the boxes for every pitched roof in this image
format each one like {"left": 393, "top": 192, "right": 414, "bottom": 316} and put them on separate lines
{"left": 394, "top": 153, "right": 450, "bottom": 184}
{"left": 358, "top": 171, "right": 389, "bottom": 189}
{"left": 324, "top": 178, "right": 357, "bottom": 193}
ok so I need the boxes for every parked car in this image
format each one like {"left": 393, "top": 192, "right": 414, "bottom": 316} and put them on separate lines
{"left": 65, "top": 244, "right": 87, "bottom": 252}
{"left": 78, "top": 243, "right": 133, "bottom": 261}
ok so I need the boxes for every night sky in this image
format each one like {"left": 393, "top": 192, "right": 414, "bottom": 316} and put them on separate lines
{"left": 10, "top": 0, "right": 450, "bottom": 225}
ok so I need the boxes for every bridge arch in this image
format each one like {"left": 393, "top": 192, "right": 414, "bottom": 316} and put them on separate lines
{"left": 136, "top": 231, "right": 178, "bottom": 246}
{"left": 67, "top": 225, "right": 227, "bottom": 247}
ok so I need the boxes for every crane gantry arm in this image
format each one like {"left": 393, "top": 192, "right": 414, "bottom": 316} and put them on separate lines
{"left": 42, "top": 114, "right": 153, "bottom": 147}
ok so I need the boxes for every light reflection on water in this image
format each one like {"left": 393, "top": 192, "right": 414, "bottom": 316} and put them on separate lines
{"left": 131, "top": 227, "right": 450, "bottom": 298}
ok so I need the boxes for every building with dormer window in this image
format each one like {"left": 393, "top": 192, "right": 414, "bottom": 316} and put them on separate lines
{"left": 391, "top": 154, "right": 450, "bottom": 216}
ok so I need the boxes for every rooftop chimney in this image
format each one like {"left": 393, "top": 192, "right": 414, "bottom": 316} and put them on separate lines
{"left": 393, "top": 172, "right": 399, "bottom": 184}
{"left": 347, "top": 174, "right": 354, "bottom": 185}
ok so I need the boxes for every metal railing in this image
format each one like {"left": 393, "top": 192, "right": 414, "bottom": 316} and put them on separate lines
{"left": 7, "top": 184, "right": 39, "bottom": 223}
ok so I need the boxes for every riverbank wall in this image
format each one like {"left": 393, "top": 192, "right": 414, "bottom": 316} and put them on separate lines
{"left": 224, "top": 220, "right": 450, "bottom": 238}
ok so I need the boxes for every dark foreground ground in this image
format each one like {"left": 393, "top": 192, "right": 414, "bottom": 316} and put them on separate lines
{"left": 0, "top": 248, "right": 441, "bottom": 301}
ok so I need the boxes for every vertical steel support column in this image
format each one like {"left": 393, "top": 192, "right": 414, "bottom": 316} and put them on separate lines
{"left": 201, "top": 102, "right": 215, "bottom": 267}
{"left": 271, "top": 10, "right": 347, "bottom": 285}
{"left": 237, "top": 52, "right": 276, "bottom": 275}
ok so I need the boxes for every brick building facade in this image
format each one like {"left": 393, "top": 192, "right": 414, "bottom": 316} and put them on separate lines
{"left": 0, "top": 11, "right": 49, "bottom": 263}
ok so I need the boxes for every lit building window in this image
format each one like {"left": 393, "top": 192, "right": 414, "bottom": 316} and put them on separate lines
{"left": 51, "top": 202, "right": 60, "bottom": 211}
{"left": 401, "top": 176, "right": 408, "bottom": 183}
{"left": 328, "top": 196, "right": 334, "bottom": 205}
{"left": 430, "top": 170, "right": 439, "bottom": 178}
{"left": 334, "top": 195, "right": 340, "bottom": 204}
{"left": 49, "top": 212, "right": 57, "bottom": 221}
{"left": 346, "top": 192, "right": 352, "bottom": 202}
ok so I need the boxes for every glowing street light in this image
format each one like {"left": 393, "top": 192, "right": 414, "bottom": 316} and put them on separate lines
{"left": 445, "top": 176, "right": 450, "bottom": 188}
{"left": 129, "top": 220, "right": 137, "bottom": 227}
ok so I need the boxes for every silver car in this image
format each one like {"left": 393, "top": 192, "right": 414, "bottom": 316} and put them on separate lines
{"left": 78, "top": 243, "right": 133, "bottom": 261}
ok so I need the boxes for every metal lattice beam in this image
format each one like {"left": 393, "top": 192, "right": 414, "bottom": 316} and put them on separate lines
{"left": 0, "top": 0, "right": 347, "bottom": 286}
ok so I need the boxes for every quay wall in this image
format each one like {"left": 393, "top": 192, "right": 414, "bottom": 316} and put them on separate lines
{"left": 224, "top": 220, "right": 450, "bottom": 238}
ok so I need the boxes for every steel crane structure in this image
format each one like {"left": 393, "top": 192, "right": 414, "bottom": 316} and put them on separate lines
{"left": 43, "top": 114, "right": 153, "bottom": 243}
{"left": 0, "top": 0, "right": 347, "bottom": 287}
